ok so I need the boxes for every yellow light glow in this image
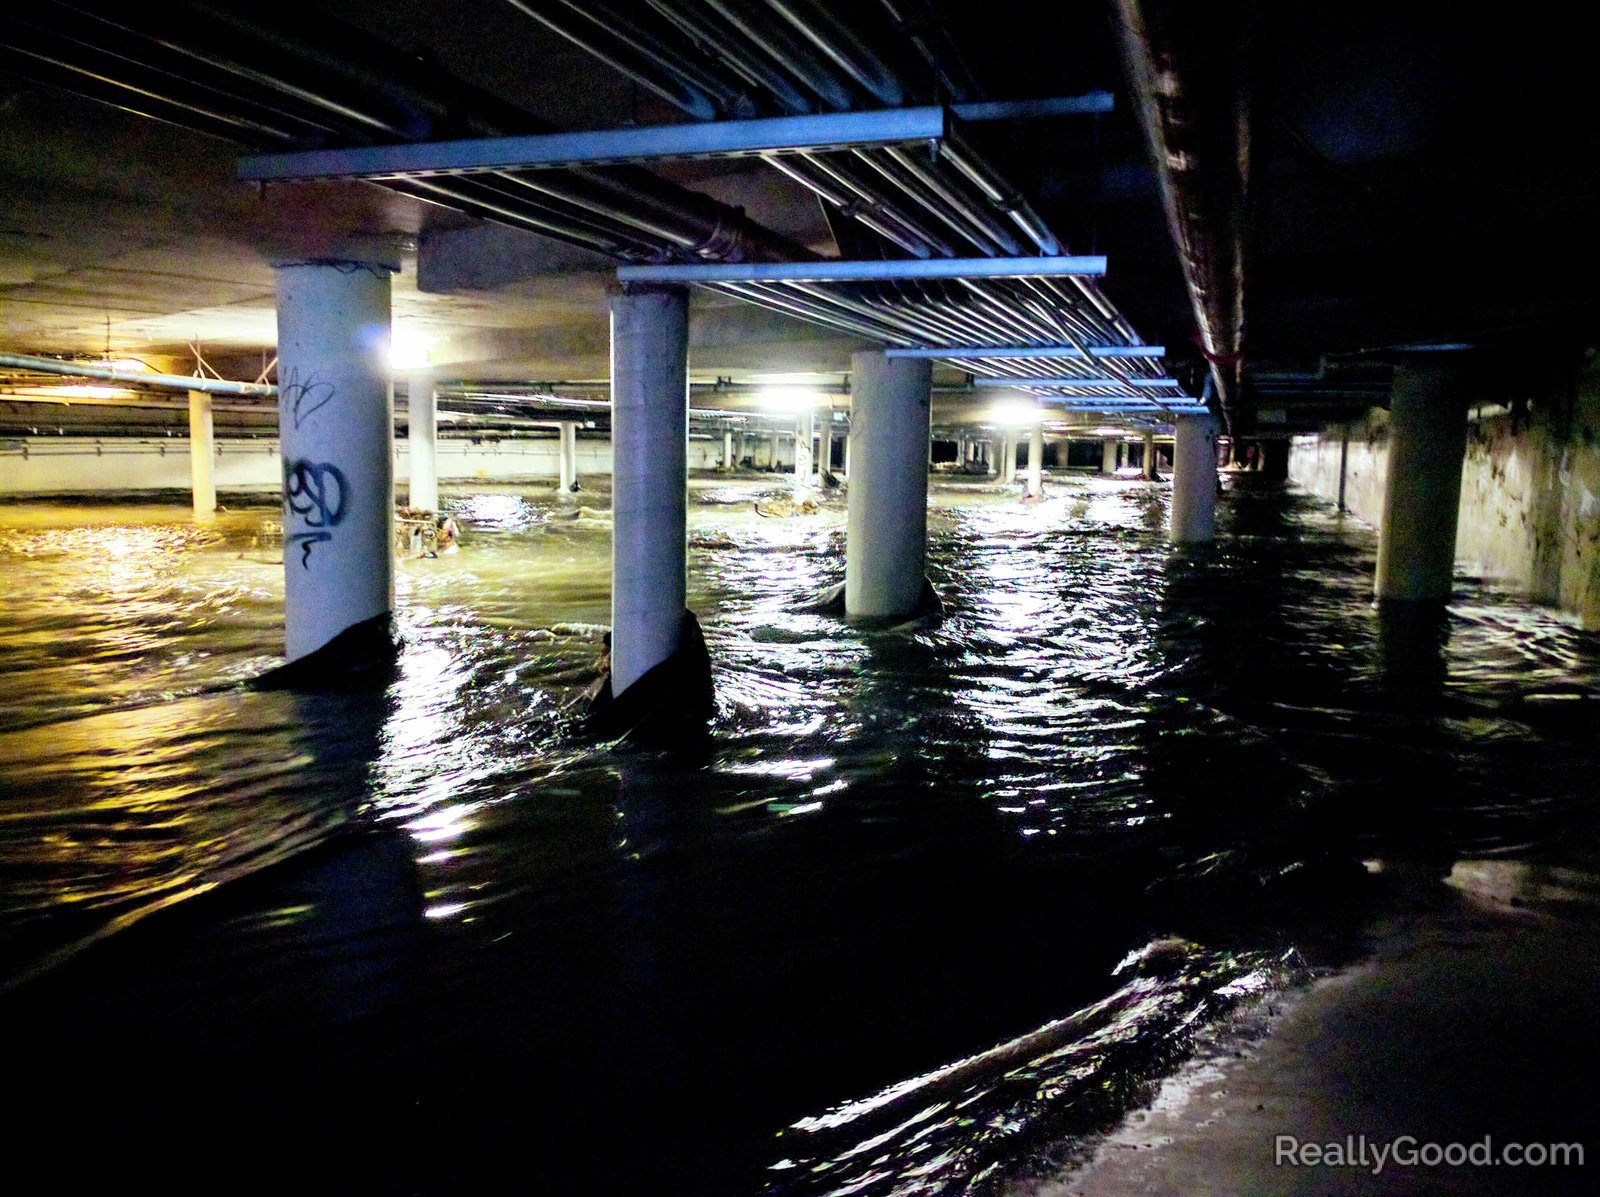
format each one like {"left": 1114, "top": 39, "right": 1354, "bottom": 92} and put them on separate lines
{"left": 987, "top": 401, "right": 1043, "bottom": 427}
{"left": 761, "top": 386, "right": 822, "bottom": 414}
{"left": 18, "top": 385, "right": 131, "bottom": 400}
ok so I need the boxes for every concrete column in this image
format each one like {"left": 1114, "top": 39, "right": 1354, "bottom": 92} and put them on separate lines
{"left": 274, "top": 260, "right": 395, "bottom": 663}
{"left": 1170, "top": 413, "right": 1220, "bottom": 543}
{"left": 558, "top": 420, "right": 578, "bottom": 492}
{"left": 721, "top": 427, "right": 734, "bottom": 470}
{"left": 1102, "top": 438, "right": 1118, "bottom": 475}
{"left": 1000, "top": 430, "right": 1017, "bottom": 484}
{"left": 1375, "top": 360, "right": 1469, "bottom": 603}
{"left": 1026, "top": 423, "right": 1044, "bottom": 498}
{"left": 187, "top": 389, "right": 216, "bottom": 519}
{"left": 610, "top": 286, "right": 690, "bottom": 695}
{"left": 794, "top": 406, "right": 815, "bottom": 498}
{"left": 1142, "top": 431, "right": 1156, "bottom": 480}
{"left": 846, "top": 351, "right": 931, "bottom": 618}
{"left": 1337, "top": 426, "right": 1350, "bottom": 513}
{"left": 407, "top": 369, "right": 439, "bottom": 511}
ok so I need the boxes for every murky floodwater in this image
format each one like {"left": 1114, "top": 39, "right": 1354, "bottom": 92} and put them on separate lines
{"left": 1, "top": 474, "right": 1596, "bottom": 1193}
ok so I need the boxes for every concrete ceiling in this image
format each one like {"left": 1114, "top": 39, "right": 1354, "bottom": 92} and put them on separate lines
{"left": 2, "top": 1, "right": 1595, "bottom": 437}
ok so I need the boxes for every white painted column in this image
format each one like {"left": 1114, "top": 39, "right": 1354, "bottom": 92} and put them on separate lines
{"left": 1142, "top": 431, "right": 1156, "bottom": 480}
{"left": 1375, "top": 359, "right": 1469, "bottom": 603}
{"left": 1000, "top": 431, "right": 1017, "bottom": 484}
{"left": 610, "top": 286, "right": 689, "bottom": 696}
{"left": 558, "top": 420, "right": 579, "bottom": 492}
{"left": 407, "top": 369, "right": 439, "bottom": 511}
{"left": 1170, "top": 413, "right": 1220, "bottom": 543}
{"left": 1102, "top": 438, "right": 1118, "bottom": 475}
{"left": 794, "top": 406, "right": 815, "bottom": 498}
{"left": 846, "top": 351, "right": 931, "bottom": 618}
{"left": 274, "top": 260, "right": 396, "bottom": 663}
{"left": 1026, "top": 423, "right": 1044, "bottom": 498}
{"left": 187, "top": 389, "right": 216, "bottom": 519}
{"left": 721, "top": 427, "right": 734, "bottom": 470}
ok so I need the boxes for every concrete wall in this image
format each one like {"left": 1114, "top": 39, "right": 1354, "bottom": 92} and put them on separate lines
{"left": 0, "top": 435, "right": 734, "bottom": 494}
{"left": 1290, "top": 351, "right": 1600, "bottom": 626}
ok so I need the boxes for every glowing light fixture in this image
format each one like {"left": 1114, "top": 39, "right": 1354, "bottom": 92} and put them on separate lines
{"left": 760, "top": 386, "right": 822, "bottom": 414}
{"left": 389, "top": 326, "right": 436, "bottom": 371}
{"left": 987, "top": 400, "right": 1044, "bottom": 426}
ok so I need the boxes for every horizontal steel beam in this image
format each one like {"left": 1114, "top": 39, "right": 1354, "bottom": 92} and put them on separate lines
{"left": 975, "top": 376, "right": 1128, "bottom": 389}
{"left": 238, "top": 96, "right": 1114, "bottom": 183}
{"left": 951, "top": 92, "right": 1115, "bottom": 121}
{"left": 241, "top": 107, "right": 950, "bottom": 182}
{"left": 618, "top": 255, "right": 1106, "bottom": 284}
{"left": 977, "top": 376, "right": 1192, "bottom": 393}
{"left": 887, "top": 345, "right": 1164, "bottom": 360}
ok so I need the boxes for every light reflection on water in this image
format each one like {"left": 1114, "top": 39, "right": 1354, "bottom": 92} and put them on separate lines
{"left": 0, "top": 477, "right": 1597, "bottom": 1192}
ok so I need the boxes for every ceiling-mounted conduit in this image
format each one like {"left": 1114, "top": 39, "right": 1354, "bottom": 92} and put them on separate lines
{"left": 502, "top": 0, "right": 727, "bottom": 121}
{"left": 22, "top": 0, "right": 809, "bottom": 265}
{"left": 1110, "top": 0, "right": 1252, "bottom": 431}
{"left": 754, "top": 0, "right": 906, "bottom": 106}
{"left": 0, "top": 352, "right": 277, "bottom": 398}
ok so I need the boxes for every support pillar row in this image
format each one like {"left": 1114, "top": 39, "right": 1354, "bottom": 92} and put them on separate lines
{"left": 274, "top": 260, "right": 396, "bottom": 664}
{"left": 188, "top": 390, "right": 215, "bottom": 519}
{"left": 794, "top": 407, "right": 815, "bottom": 499}
{"left": 1170, "top": 414, "right": 1219, "bottom": 543}
{"left": 1375, "top": 359, "right": 1469, "bottom": 603}
{"left": 846, "top": 351, "right": 931, "bottom": 618}
{"left": 610, "top": 286, "right": 689, "bottom": 696}
{"left": 1026, "top": 422, "right": 1044, "bottom": 498}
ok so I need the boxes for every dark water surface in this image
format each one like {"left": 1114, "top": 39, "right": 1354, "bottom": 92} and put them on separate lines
{"left": 1, "top": 476, "right": 1597, "bottom": 1193}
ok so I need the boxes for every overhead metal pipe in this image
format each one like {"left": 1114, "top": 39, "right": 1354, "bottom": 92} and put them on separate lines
{"left": 701, "top": 0, "right": 860, "bottom": 111}
{"left": 0, "top": 352, "right": 277, "bottom": 398}
{"left": 940, "top": 124, "right": 1063, "bottom": 255}
{"left": 502, "top": 0, "right": 725, "bottom": 121}
{"left": 27, "top": 1, "right": 809, "bottom": 266}
{"left": 645, "top": 0, "right": 816, "bottom": 115}
{"left": 875, "top": 0, "right": 982, "bottom": 102}
{"left": 755, "top": 0, "right": 907, "bottom": 106}
{"left": 1110, "top": 0, "right": 1253, "bottom": 436}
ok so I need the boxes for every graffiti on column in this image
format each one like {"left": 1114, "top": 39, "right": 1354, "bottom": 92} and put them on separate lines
{"left": 283, "top": 459, "right": 348, "bottom": 568}
{"left": 284, "top": 367, "right": 337, "bottom": 430}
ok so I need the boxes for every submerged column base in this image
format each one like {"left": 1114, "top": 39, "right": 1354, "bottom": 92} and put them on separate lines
{"left": 585, "top": 609, "right": 715, "bottom": 742}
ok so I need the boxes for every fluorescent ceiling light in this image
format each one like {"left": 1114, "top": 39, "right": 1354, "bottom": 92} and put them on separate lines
{"left": 760, "top": 386, "right": 822, "bottom": 414}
